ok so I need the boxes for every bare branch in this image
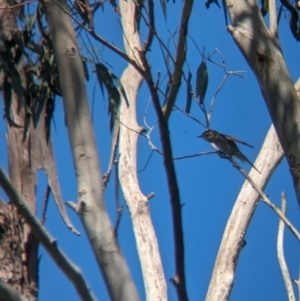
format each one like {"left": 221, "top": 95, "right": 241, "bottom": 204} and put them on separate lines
{"left": 205, "top": 124, "right": 284, "bottom": 301}
{"left": 173, "top": 104, "right": 206, "bottom": 127}
{"left": 0, "top": 0, "right": 36, "bottom": 9}
{"left": 227, "top": 0, "right": 300, "bottom": 205}
{"left": 269, "top": 0, "right": 278, "bottom": 37}
{"left": 118, "top": 0, "right": 167, "bottom": 299}
{"left": 232, "top": 160, "right": 300, "bottom": 240}
{"left": 113, "top": 163, "right": 123, "bottom": 236}
{"left": 277, "top": 192, "right": 296, "bottom": 301}
{"left": 51, "top": 0, "right": 146, "bottom": 77}
{"left": 292, "top": 271, "right": 300, "bottom": 301}
{"left": 138, "top": 48, "right": 189, "bottom": 301}
{"left": 103, "top": 123, "right": 120, "bottom": 190}
{"left": 204, "top": 49, "right": 246, "bottom": 124}
{"left": 162, "top": 0, "right": 194, "bottom": 120}
{"left": 43, "top": 0, "right": 140, "bottom": 298}
{"left": 174, "top": 151, "right": 216, "bottom": 160}
{"left": 143, "top": 0, "right": 154, "bottom": 52}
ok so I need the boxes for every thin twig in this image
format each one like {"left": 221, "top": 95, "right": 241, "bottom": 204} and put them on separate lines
{"left": 174, "top": 151, "right": 216, "bottom": 160}
{"left": 51, "top": 0, "right": 146, "bottom": 77}
{"left": 277, "top": 192, "right": 296, "bottom": 301}
{"left": 118, "top": 19, "right": 143, "bottom": 70}
{"left": 173, "top": 104, "right": 207, "bottom": 128}
{"left": 187, "top": 39, "right": 247, "bottom": 124}
{"left": 227, "top": 158, "right": 300, "bottom": 240}
{"left": 113, "top": 162, "right": 123, "bottom": 236}
{"left": 292, "top": 270, "right": 300, "bottom": 301}
{"left": 75, "top": 0, "right": 105, "bottom": 32}
{"left": 204, "top": 48, "right": 246, "bottom": 124}
{"left": 138, "top": 45, "right": 189, "bottom": 301}
{"left": 138, "top": 150, "right": 155, "bottom": 173}
{"left": 162, "top": 0, "right": 194, "bottom": 121}
{"left": 0, "top": 0, "right": 36, "bottom": 9}
{"left": 269, "top": 0, "right": 278, "bottom": 38}
{"left": 143, "top": 0, "right": 154, "bottom": 52}
{"left": 103, "top": 123, "right": 120, "bottom": 190}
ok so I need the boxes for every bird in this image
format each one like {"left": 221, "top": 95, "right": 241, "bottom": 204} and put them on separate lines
{"left": 199, "top": 129, "right": 260, "bottom": 173}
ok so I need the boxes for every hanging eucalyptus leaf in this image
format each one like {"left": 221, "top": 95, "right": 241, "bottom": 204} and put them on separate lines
{"left": 185, "top": 72, "right": 193, "bottom": 114}
{"left": 160, "top": 0, "right": 166, "bottom": 19}
{"left": 196, "top": 60, "right": 208, "bottom": 105}
{"left": 95, "top": 63, "right": 128, "bottom": 131}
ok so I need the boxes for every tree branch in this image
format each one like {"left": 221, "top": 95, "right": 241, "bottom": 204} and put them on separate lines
{"left": 277, "top": 192, "right": 296, "bottom": 301}
{"left": 138, "top": 38, "right": 189, "bottom": 301}
{"left": 42, "top": 0, "right": 140, "bottom": 299}
{"left": 143, "top": 0, "right": 154, "bottom": 52}
{"left": 51, "top": 0, "right": 145, "bottom": 77}
{"left": 227, "top": 0, "right": 300, "bottom": 206}
{"left": 232, "top": 160, "right": 300, "bottom": 240}
{"left": 205, "top": 124, "right": 284, "bottom": 301}
{"left": 118, "top": 0, "right": 167, "bottom": 300}
{"left": 0, "top": 167, "right": 97, "bottom": 301}
{"left": 162, "top": 0, "right": 194, "bottom": 120}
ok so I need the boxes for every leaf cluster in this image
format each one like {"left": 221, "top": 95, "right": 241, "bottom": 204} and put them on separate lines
{"left": 95, "top": 63, "right": 129, "bottom": 131}
{"left": 0, "top": 5, "right": 60, "bottom": 142}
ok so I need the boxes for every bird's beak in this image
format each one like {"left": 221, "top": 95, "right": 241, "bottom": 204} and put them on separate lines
{"left": 197, "top": 133, "right": 204, "bottom": 138}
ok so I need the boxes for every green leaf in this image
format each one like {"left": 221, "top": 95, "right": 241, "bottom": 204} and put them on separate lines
{"left": 134, "top": 0, "right": 144, "bottom": 32}
{"left": 45, "top": 97, "right": 55, "bottom": 142}
{"left": 13, "top": 32, "right": 26, "bottom": 55}
{"left": 260, "top": 0, "right": 269, "bottom": 16}
{"left": 26, "top": 13, "right": 37, "bottom": 32}
{"left": 290, "top": 10, "right": 300, "bottom": 41}
{"left": 185, "top": 72, "right": 193, "bottom": 114}
{"left": 221, "top": 0, "right": 228, "bottom": 26}
{"left": 3, "top": 76, "right": 22, "bottom": 128}
{"left": 205, "top": 0, "right": 220, "bottom": 9}
{"left": 23, "top": 107, "right": 31, "bottom": 142}
{"left": 111, "top": 76, "right": 129, "bottom": 107}
{"left": 196, "top": 60, "right": 208, "bottom": 105}
{"left": 277, "top": 4, "right": 283, "bottom": 25}
{"left": 160, "top": 0, "right": 166, "bottom": 19}
{"left": 10, "top": 72, "right": 25, "bottom": 110}
{"left": 95, "top": 63, "right": 125, "bottom": 131}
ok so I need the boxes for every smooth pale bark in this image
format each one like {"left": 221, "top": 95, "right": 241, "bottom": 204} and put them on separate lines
{"left": 118, "top": 1, "right": 167, "bottom": 300}
{"left": 277, "top": 193, "right": 295, "bottom": 301}
{"left": 41, "top": 0, "right": 139, "bottom": 300}
{"left": 204, "top": 2, "right": 300, "bottom": 300}
{"left": 205, "top": 124, "right": 284, "bottom": 301}
{"left": 227, "top": 0, "right": 300, "bottom": 205}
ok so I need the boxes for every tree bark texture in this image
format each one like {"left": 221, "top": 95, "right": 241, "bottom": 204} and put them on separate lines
{"left": 205, "top": 125, "right": 284, "bottom": 301}
{"left": 227, "top": 0, "right": 300, "bottom": 206}
{"left": 41, "top": 0, "right": 140, "bottom": 300}
{"left": 0, "top": 5, "right": 38, "bottom": 301}
{"left": 118, "top": 1, "right": 167, "bottom": 300}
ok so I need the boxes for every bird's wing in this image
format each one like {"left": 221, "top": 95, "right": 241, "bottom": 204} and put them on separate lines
{"left": 224, "top": 134, "right": 254, "bottom": 148}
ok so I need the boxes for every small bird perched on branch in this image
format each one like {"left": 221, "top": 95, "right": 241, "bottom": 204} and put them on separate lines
{"left": 199, "top": 129, "right": 260, "bottom": 173}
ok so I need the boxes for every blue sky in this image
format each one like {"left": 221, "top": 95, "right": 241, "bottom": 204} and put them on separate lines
{"left": 0, "top": 1, "right": 300, "bottom": 300}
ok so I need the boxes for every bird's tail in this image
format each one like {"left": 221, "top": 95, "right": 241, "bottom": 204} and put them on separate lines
{"left": 240, "top": 155, "right": 260, "bottom": 174}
